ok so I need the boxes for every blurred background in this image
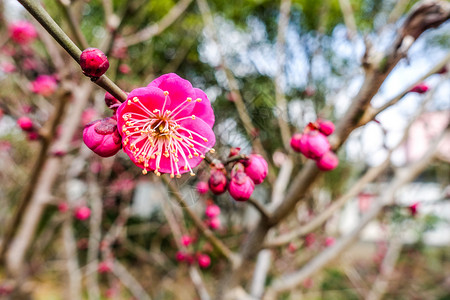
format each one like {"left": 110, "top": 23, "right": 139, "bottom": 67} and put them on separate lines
{"left": 0, "top": 0, "right": 449, "bottom": 299}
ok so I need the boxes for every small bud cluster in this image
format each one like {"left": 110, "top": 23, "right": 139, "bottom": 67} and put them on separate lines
{"left": 203, "top": 148, "right": 268, "bottom": 202}
{"left": 290, "top": 119, "right": 339, "bottom": 171}
{"left": 204, "top": 202, "right": 221, "bottom": 230}
{"left": 175, "top": 235, "right": 211, "bottom": 269}
{"left": 58, "top": 201, "right": 91, "bottom": 221}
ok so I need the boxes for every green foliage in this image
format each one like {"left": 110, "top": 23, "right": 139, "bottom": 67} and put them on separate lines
{"left": 320, "top": 268, "right": 359, "bottom": 300}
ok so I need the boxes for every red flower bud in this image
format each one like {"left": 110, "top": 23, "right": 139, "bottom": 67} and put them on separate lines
{"left": 196, "top": 181, "right": 209, "bottom": 194}
{"left": 80, "top": 48, "right": 109, "bottom": 79}
{"left": 208, "top": 169, "right": 227, "bottom": 195}
{"left": 205, "top": 204, "right": 220, "bottom": 218}
{"left": 197, "top": 253, "right": 211, "bottom": 268}
{"left": 228, "top": 163, "right": 255, "bottom": 201}
{"left": 83, "top": 117, "right": 122, "bottom": 157}
{"left": 74, "top": 206, "right": 91, "bottom": 220}
{"left": 409, "top": 83, "right": 429, "bottom": 94}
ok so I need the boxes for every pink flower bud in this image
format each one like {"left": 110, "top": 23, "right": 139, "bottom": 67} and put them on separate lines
{"left": 197, "top": 253, "right": 211, "bottom": 268}
{"left": 9, "top": 21, "right": 37, "bottom": 44}
{"left": 409, "top": 83, "right": 429, "bottom": 94}
{"left": 229, "top": 147, "right": 241, "bottom": 157}
{"left": 207, "top": 217, "right": 221, "bottom": 230}
{"left": 74, "top": 206, "right": 91, "bottom": 220}
{"left": 288, "top": 243, "right": 297, "bottom": 253}
{"left": 27, "top": 131, "right": 39, "bottom": 141}
{"left": 317, "top": 119, "right": 335, "bottom": 136}
{"left": 243, "top": 154, "right": 268, "bottom": 184}
{"left": 98, "top": 261, "right": 112, "bottom": 274}
{"left": 196, "top": 181, "right": 209, "bottom": 194}
{"left": 205, "top": 204, "right": 220, "bottom": 218}
{"left": 175, "top": 251, "right": 186, "bottom": 262}
{"left": 83, "top": 117, "right": 122, "bottom": 157}
{"left": 324, "top": 237, "right": 335, "bottom": 247}
{"left": 181, "top": 235, "right": 193, "bottom": 247}
{"left": 30, "top": 75, "right": 58, "bottom": 97}
{"left": 228, "top": 164, "right": 255, "bottom": 202}
{"left": 299, "top": 131, "right": 330, "bottom": 159}
{"left": 17, "top": 116, "right": 33, "bottom": 131}
{"left": 305, "top": 233, "right": 315, "bottom": 248}
{"left": 208, "top": 169, "right": 228, "bottom": 195}
{"left": 80, "top": 48, "right": 110, "bottom": 78}
{"left": 58, "top": 202, "right": 69, "bottom": 213}
{"left": 409, "top": 202, "right": 419, "bottom": 216}
{"left": 316, "top": 151, "right": 339, "bottom": 171}
{"left": 104, "top": 92, "right": 121, "bottom": 109}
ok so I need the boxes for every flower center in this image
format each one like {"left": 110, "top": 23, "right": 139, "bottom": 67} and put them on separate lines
{"left": 121, "top": 92, "right": 214, "bottom": 177}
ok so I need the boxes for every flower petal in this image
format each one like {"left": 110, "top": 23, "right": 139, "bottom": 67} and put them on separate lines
{"left": 191, "top": 88, "right": 215, "bottom": 128}
{"left": 148, "top": 73, "right": 195, "bottom": 116}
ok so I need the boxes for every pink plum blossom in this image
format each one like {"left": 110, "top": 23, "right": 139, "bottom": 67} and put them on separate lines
{"left": 119, "top": 63, "right": 131, "bottom": 74}
{"left": 197, "top": 253, "right": 211, "bottom": 268}
{"left": 243, "top": 154, "right": 268, "bottom": 184}
{"left": 1, "top": 62, "right": 16, "bottom": 73}
{"left": 30, "top": 75, "right": 57, "bottom": 97}
{"left": 228, "top": 163, "right": 255, "bottom": 202}
{"left": 83, "top": 117, "right": 122, "bottom": 157}
{"left": 175, "top": 251, "right": 187, "bottom": 262}
{"left": 316, "top": 151, "right": 339, "bottom": 171}
{"left": 205, "top": 204, "right": 220, "bottom": 218}
{"left": 74, "top": 206, "right": 91, "bottom": 220}
{"left": 116, "top": 73, "right": 215, "bottom": 177}
{"left": 196, "top": 181, "right": 209, "bottom": 194}
{"left": 9, "top": 21, "right": 37, "bottom": 44}
{"left": 58, "top": 202, "right": 69, "bottom": 213}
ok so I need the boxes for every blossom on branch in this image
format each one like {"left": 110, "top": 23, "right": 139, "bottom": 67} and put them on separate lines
{"left": 117, "top": 73, "right": 216, "bottom": 177}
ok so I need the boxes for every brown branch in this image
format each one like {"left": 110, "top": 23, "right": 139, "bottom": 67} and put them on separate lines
{"left": 274, "top": 0, "right": 292, "bottom": 149}
{"left": 338, "top": 0, "right": 357, "bottom": 39}
{"left": 124, "top": 0, "right": 193, "bottom": 46}
{"left": 62, "top": 218, "right": 83, "bottom": 300}
{"left": 247, "top": 198, "right": 270, "bottom": 221}
{"left": 358, "top": 52, "right": 450, "bottom": 127}
{"left": 0, "top": 88, "right": 71, "bottom": 262}
{"left": 366, "top": 238, "right": 403, "bottom": 300}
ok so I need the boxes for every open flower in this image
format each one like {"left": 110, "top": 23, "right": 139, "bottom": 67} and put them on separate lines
{"left": 117, "top": 73, "right": 215, "bottom": 177}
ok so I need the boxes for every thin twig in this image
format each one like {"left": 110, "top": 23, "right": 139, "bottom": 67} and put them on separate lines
{"left": 62, "top": 218, "right": 83, "bottom": 300}
{"left": 124, "top": 0, "right": 193, "bottom": 46}
{"left": 57, "top": 0, "right": 89, "bottom": 49}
